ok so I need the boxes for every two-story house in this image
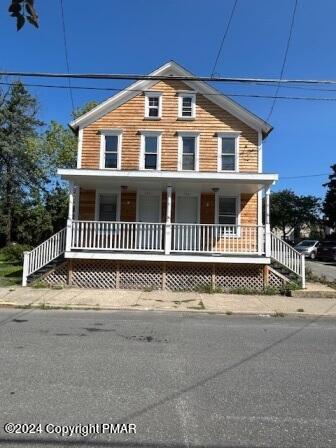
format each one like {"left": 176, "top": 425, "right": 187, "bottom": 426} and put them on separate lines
{"left": 22, "top": 61, "right": 305, "bottom": 290}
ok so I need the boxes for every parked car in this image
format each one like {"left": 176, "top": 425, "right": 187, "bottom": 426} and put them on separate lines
{"left": 316, "top": 241, "right": 336, "bottom": 261}
{"left": 294, "top": 240, "right": 319, "bottom": 259}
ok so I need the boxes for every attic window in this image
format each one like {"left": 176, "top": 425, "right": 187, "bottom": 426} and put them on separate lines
{"left": 178, "top": 93, "right": 196, "bottom": 119}
{"left": 145, "top": 92, "right": 162, "bottom": 119}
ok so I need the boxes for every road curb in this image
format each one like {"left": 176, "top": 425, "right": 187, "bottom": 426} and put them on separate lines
{"left": 0, "top": 301, "right": 335, "bottom": 318}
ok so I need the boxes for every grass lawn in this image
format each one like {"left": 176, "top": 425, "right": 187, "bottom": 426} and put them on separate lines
{"left": 0, "top": 251, "right": 22, "bottom": 287}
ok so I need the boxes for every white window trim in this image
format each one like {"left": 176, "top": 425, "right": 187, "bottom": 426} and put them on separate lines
{"left": 178, "top": 93, "right": 196, "bottom": 119}
{"left": 136, "top": 190, "right": 162, "bottom": 222}
{"left": 177, "top": 132, "right": 200, "bottom": 172}
{"left": 99, "top": 130, "right": 122, "bottom": 170}
{"left": 95, "top": 189, "right": 121, "bottom": 221}
{"left": 217, "top": 132, "right": 240, "bottom": 173}
{"left": 144, "top": 92, "right": 162, "bottom": 119}
{"left": 215, "top": 194, "right": 241, "bottom": 236}
{"left": 139, "top": 131, "right": 162, "bottom": 170}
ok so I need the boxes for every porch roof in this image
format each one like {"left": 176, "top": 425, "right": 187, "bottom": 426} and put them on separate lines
{"left": 58, "top": 169, "right": 278, "bottom": 194}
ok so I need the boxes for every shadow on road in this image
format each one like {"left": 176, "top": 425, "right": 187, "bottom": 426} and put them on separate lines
{"left": 0, "top": 437, "right": 274, "bottom": 448}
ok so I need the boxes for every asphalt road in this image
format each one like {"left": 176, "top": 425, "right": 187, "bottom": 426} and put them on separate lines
{"left": 0, "top": 309, "right": 336, "bottom": 448}
{"left": 306, "top": 260, "right": 336, "bottom": 282}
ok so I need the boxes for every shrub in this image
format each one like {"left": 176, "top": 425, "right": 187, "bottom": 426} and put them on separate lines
{"left": 280, "top": 281, "right": 301, "bottom": 296}
{"left": 2, "top": 243, "right": 32, "bottom": 264}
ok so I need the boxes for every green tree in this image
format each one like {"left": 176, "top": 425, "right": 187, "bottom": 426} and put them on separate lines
{"left": 323, "top": 164, "right": 336, "bottom": 230}
{"left": 12, "top": 193, "right": 53, "bottom": 245}
{"left": 40, "top": 100, "right": 98, "bottom": 183}
{"left": 45, "top": 185, "right": 69, "bottom": 232}
{"left": 72, "top": 101, "right": 98, "bottom": 120}
{"left": 0, "top": 82, "right": 43, "bottom": 245}
{"left": 270, "top": 189, "right": 321, "bottom": 240}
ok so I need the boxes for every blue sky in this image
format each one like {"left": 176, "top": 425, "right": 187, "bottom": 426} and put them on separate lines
{"left": 1, "top": 0, "right": 335, "bottom": 198}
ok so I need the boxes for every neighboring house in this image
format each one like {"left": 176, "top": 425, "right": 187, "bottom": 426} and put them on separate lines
{"left": 22, "top": 61, "right": 305, "bottom": 290}
{"left": 273, "top": 224, "right": 334, "bottom": 243}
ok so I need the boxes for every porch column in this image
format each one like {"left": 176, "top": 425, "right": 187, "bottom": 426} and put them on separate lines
{"left": 65, "top": 181, "right": 74, "bottom": 252}
{"left": 264, "top": 187, "right": 271, "bottom": 257}
{"left": 164, "top": 185, "right": 172, "bottom": 255}
{"left": 73, "top": 185, "right": 80, "bottom": 220}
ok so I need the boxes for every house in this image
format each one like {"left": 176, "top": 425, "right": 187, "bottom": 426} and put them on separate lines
{"left": 22, "top": 61, "right": 306, "bottom": 290}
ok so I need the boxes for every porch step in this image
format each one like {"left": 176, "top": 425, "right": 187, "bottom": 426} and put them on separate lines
{"left": 27, "top": 255, "right": 65, "bottom": 285}
{"left": 270, "top": 261, "right": 299, "bottom": 283}
{"left": 291, "top": 290, "right": 336, "bottom": 299}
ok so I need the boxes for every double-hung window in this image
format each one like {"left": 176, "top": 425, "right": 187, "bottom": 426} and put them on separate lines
{"left": 218, "top": 133, "right": 239, "bottom": 172}
{"left": 178, "top": 93, "right": 196, "bottom": 118}
{"left": 179, "top": 133, "right": 199, "bottom": 171}
{"left": 218, "top": 197, "right": 238, "bottom": 234}
{"left": 140, "top": 132, "right": 161, "bottom": 170}
{"left": 145, "top": 92, "right": 162, "bottom": 118}
{"left": 100, "top": 131, "right": 122, "bottom": 169}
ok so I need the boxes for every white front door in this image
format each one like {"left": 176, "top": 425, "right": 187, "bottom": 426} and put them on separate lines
{"left": 175, "top": 195, "right": 199, "bottom": 251}
{"left": 138, "top": 193, "right": 160, "bottom": 222}
{"left": 176, "top": 195, "right": 198, "bottom": 223}
{"left": 138, "top": 193, "right": 161, "bottom": 250}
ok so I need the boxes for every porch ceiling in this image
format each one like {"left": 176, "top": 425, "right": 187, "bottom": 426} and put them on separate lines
{"left": 58, "top": 169, "right": 278, "bottom": 194}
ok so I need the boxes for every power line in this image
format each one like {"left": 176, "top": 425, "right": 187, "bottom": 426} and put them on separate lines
{"left": 2, "top": 81, "right": 336, "bottom": 101}
{"left": 211, "top": 0, "right": 238, "bottom": 76}
{"left": 267, "top": 0, "right": 298, "bottom": 121}
{"left": 281, "top": 173, "right": 329, "bottom": 179}
{"left": 59, "top": 0, "right": 75, "bottom": 112}
{"left": 4, "top": 71, "right": 336, "bottom": 86}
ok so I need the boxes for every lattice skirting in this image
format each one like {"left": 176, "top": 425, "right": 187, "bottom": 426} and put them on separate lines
{"left": 72, "top": 260, "right": 117, "bottom": 288}
{"left": 42, "top": 260, "right": 286, "bottom": 291}
{"left": 268, "top": 268, "right": 288, "bottom": 288}
{"left": 119, "top": 262, "right": 161, "bottom": 289}
{"left": 215, "top": 265, "right": 264, "bottom": 290}
{"left": 165, "top": 263, "right": 212, "bottom": 291}
{"left": 43, "top": 262, "right": 68, "bottom": 286}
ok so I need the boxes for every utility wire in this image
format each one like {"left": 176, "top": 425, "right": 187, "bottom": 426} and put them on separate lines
{"left": 211, "top": 0, "right": 238, "bottom": 76}
{"left": 4, "top": 71, "right": 336, "bottom": 85}
{"left": 59, "top": 0, "right": 75, "bottom": 112}
{"left": 2, "top": 81, "right": 336, "bottom": 101}
{"left": 267, "top": 0, "right": 298, "bottom": 120}
{"left": 4, "top": 79, "right": 336, "bottom": 93}
{"left": 281, "top": 173, "right": 329, "bottom": 179}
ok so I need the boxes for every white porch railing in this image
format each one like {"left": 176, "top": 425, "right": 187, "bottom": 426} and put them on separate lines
{"left": 69, "top": 221, "right": 264, "bottom": 255}
{"left": 71, "top": 221, "right": 165, "bottom": 252}
{"left": 171, "top": 224, "right": 264, "bottom": 254}
{"left": 22, "top": 227, "right": 67, "bottom": 286}
{"left": 270, "top": 233, "right": 305, "bottom": 287}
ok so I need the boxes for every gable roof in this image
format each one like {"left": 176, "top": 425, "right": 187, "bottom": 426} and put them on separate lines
{"left": 69, "top": 61, "right": 273, "bottom": 138}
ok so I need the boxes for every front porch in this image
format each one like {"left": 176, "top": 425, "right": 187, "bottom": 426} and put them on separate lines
{"left": 61, "top": 169, "right": 276, "bottom": 262}
{"left": 23, "top": 169, "right": 307, "bottom": 289}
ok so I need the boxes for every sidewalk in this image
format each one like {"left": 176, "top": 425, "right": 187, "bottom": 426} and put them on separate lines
{"left": 1, "top": 286, "right": 336, "bottom": 317}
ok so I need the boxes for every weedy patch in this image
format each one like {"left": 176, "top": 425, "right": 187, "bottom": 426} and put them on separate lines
{"left": 297, "top": 308, "right": 304, "bottom": 313}
{"left": 273, "top": 311, "right": 285, "bottom": 318}
{"left": 32, "top": 280, "right": 49, "bottom": 289}
{"left": 187, "top": 300, "right": 205, "bottom": 310}
{"left": 225, "top": 311, "right": 233, "bottom": 315}
{"left": 143, "top": 286, "right": 156, "bottom": 292}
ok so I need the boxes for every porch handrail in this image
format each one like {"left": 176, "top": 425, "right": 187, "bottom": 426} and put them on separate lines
{"left": 71, "top": 220, "right": 165, "bottom": 252}
{"left": 171, "top": 224, "right": 264, "bottom": 254}
{"left": 22, "top": 227, "right": 67, "bottom": 286}
{"left": 270, "top": 232, "right": 305, "bottom": 286}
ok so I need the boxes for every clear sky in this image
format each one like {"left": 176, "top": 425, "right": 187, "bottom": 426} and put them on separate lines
{"left": 1, "top": 0, "right": 335, "bottom": 198}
